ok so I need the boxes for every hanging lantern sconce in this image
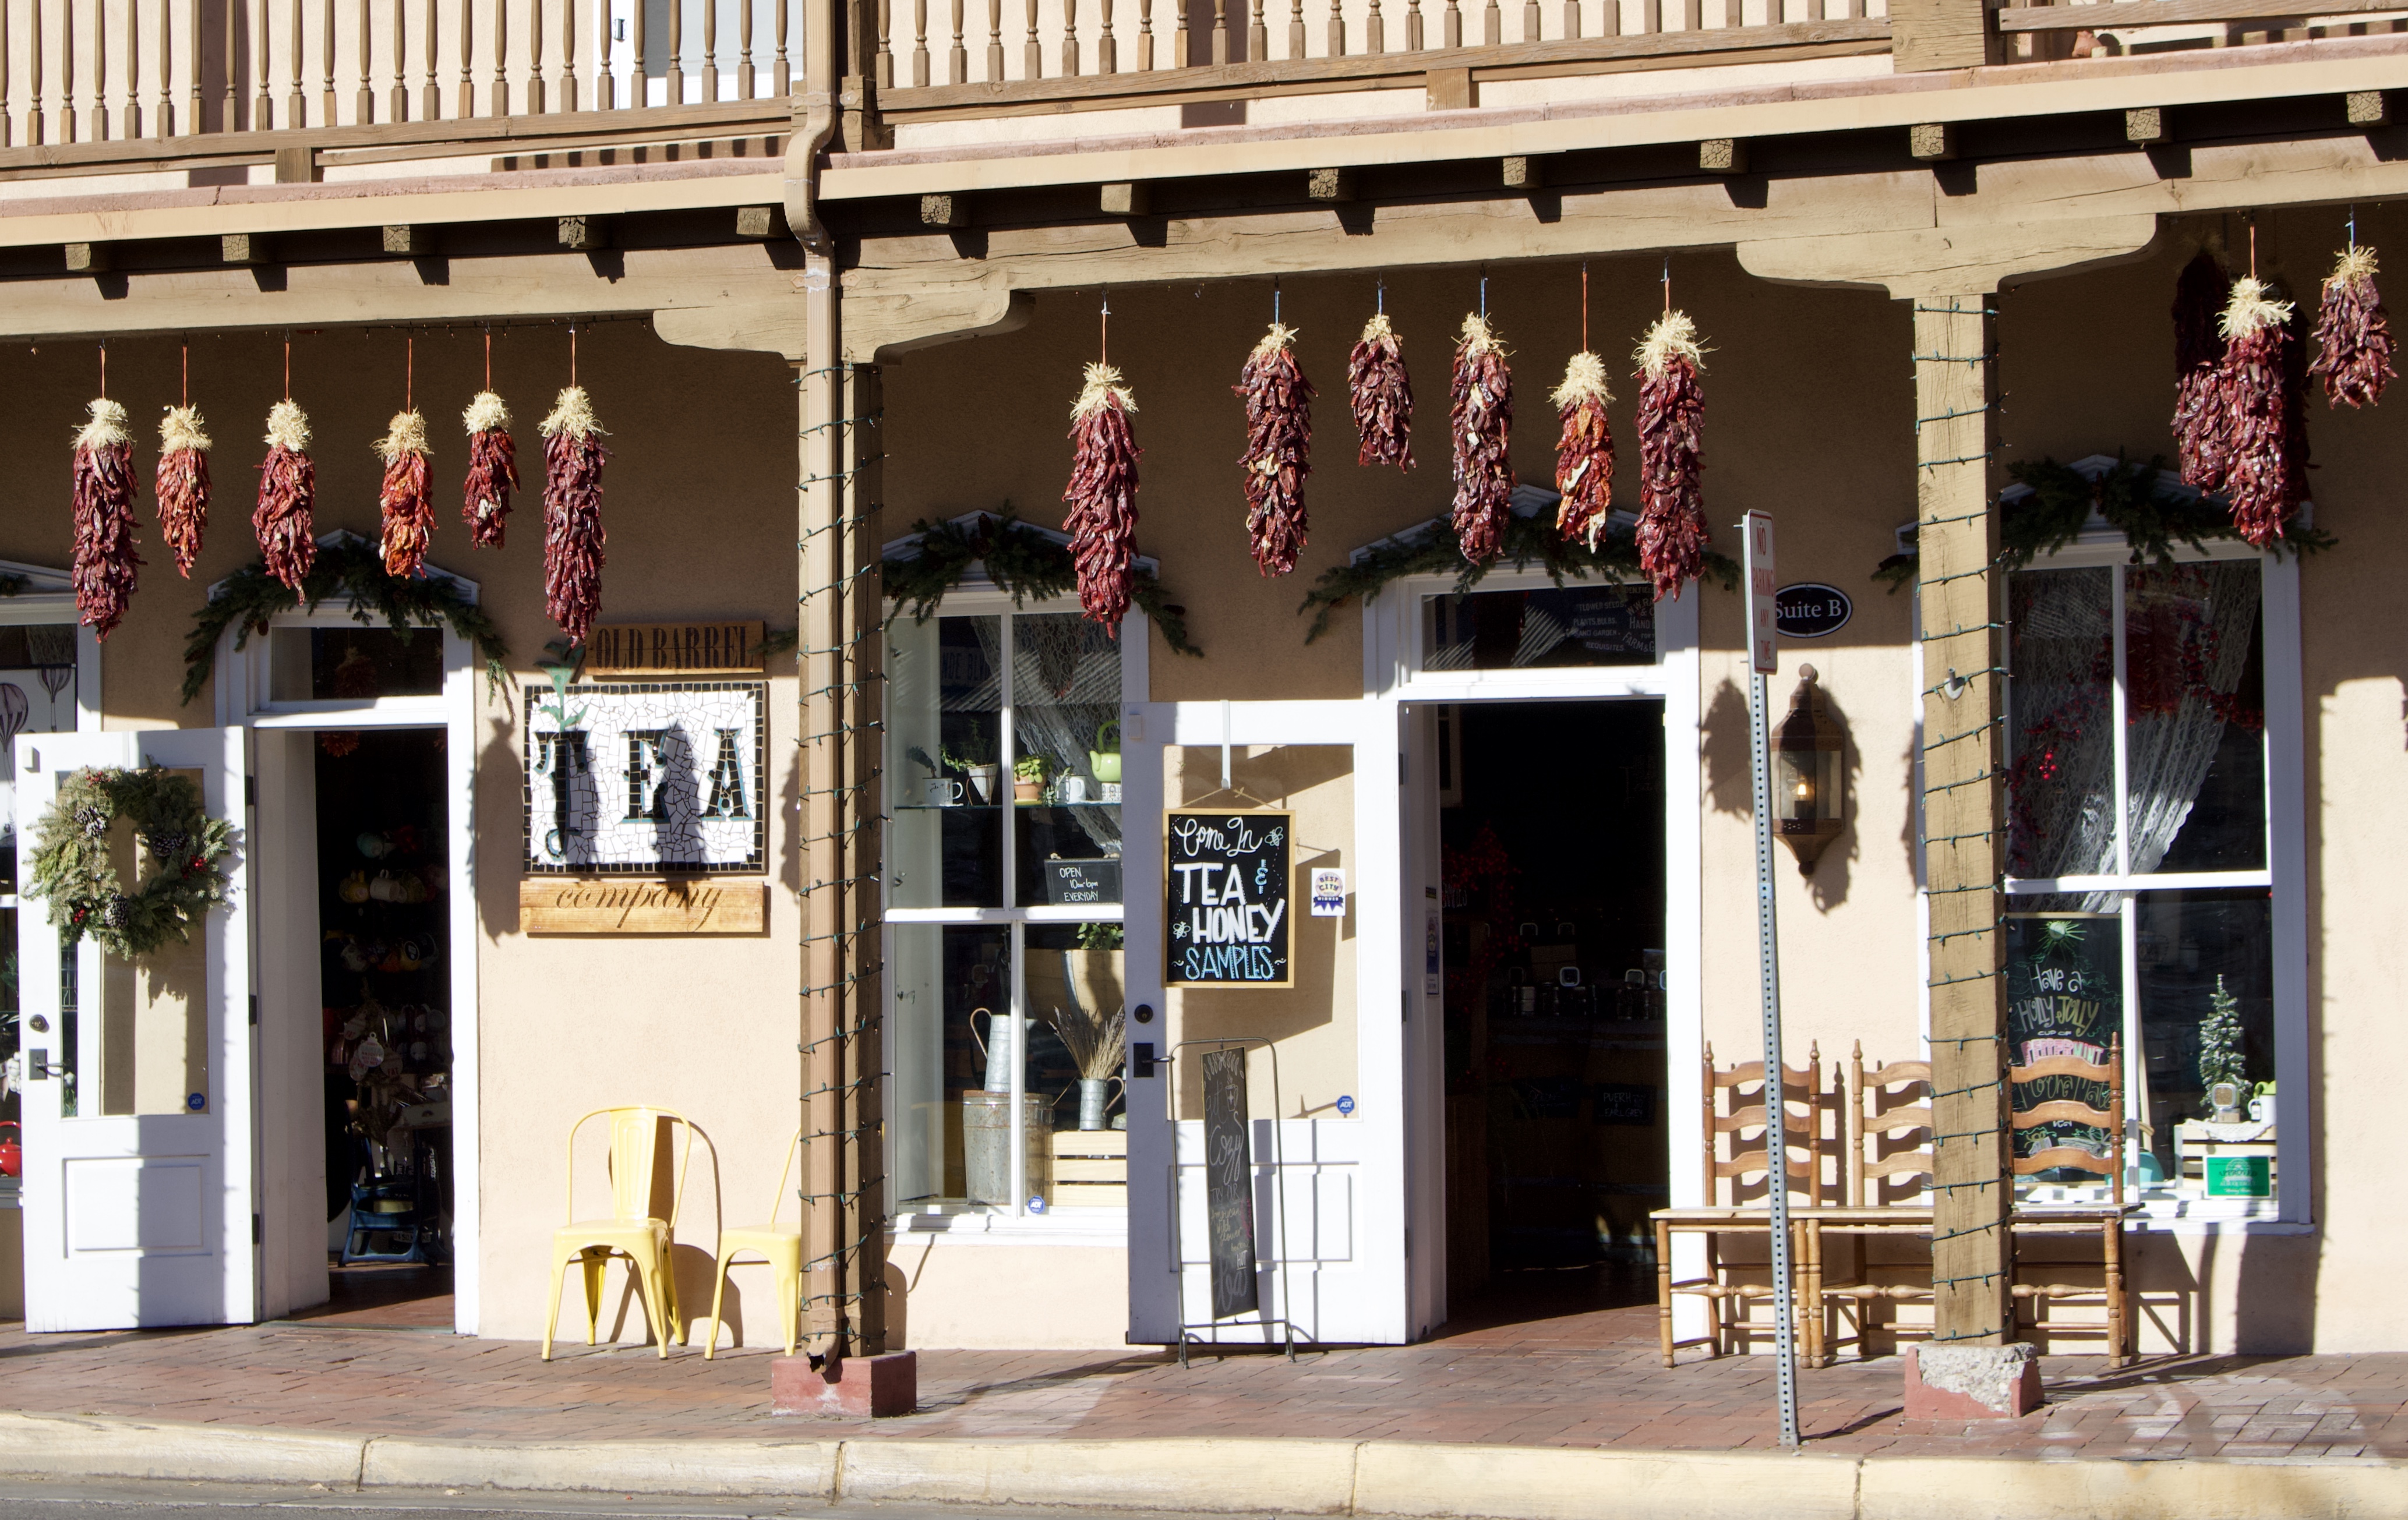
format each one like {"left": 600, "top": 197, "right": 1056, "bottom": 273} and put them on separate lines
{"left": 1774, "top": 664, "right": 1846, "bottom": 875}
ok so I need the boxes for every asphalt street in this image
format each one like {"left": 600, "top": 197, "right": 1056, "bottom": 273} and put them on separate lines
{"left": 0, "top": 1483, "right": 1272, "bottom": 1520}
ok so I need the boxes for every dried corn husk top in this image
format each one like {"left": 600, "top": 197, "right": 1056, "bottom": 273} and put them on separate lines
{"left": 1069, "top": 362, "right": 1138, "bottom": 421}
{"left": 377, "top": 409, "right": 431, "bottom": 463}
{"left": 1551, "top": 350, "right": 1613, "bottom": 409}
{"left": 75, "top": 398, "right": 130, "bottom": 450}
{"left": 462, "top": 390, "right": 511, "bottom": 434}
{"left": 1457, "top": 312, "right": 1507, "bottom": 358}
{"left": 2326, "top": 244, "right": 2379, "bottom": 289}
{"left": 1360, "top": 312, "right": 1397, "bottom": 344}
{"left": 2219, "top": 277, "right": 2295, "bottom": 340}
{"left": 1635, "top": 311, "right": 1707, "bottom": 379}
{"left": 541, "top": 385, "right": 606, "bottom": 441}
{"left": 1250, "top": 321, "right": 1300, "bottom": 361}
{"left": 159, "top": 404, "right": 211, "bottom": 454}
{"left": 265, "top": 399, "right": 312, "bottom": 453}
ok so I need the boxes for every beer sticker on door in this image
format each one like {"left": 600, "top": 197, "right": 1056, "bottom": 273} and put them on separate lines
{"left": 1165, "top": 809, "right": 1294, "bottom": 988}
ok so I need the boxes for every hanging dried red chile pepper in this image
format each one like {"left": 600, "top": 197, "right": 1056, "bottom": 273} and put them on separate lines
{"left": 377, "top": 409, "right": 436, "bottom": 578}
{"left": 1236, "top": 323, "right": 1314, "bottom": 577}
{"left": 541, "top": 386, "right": 609, "bottom": 646}
{"left": 1449, "top": 314, "right": 1514, "bottom": 567}
{"left": 2172, "top": 249, "right": 2232, "bottom": 490}
{"left": 72, "top": 398, "right": 142, "bottom": 639}
{"left": 1064, "top": 362, "right": 1142, "bottom": 629}
{"left": 1347, "top": 312, "right": 1414, "bottom": 471}
{"left": 1633, "top": 310, "right": 1709, "bottom": 600}
{"left": 461, "top": 391, "right": 519, "bottom": 548}
{"left": 1551, "top": 351, "right": 1615, "bottom": 549}
{"left": 253, "top": 400, "right": 317, "bottom": 591}
{"left": 2212, "top": 277, "right": 2307, "bottom": 547}
{"left": 154, "top": 405, "right": 212, "bottom": 579}
{"left": 2309, "top": 244, "right": 2396, "bottom": 409}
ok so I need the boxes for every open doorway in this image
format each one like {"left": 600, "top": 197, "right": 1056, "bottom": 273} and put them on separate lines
{"left": 1440, "top": 699, "right": 1668, "bottom": 1330}
{"left": 300, "top": 725, "right": 455, "bottom": 1328}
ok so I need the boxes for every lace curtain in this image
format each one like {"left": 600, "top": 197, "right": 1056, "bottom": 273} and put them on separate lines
{"left": 2124, "top": 562, "right": 2262, "bottom": 874}
{"left": 975, "top": 614, "right": 1122, "bottom": 856}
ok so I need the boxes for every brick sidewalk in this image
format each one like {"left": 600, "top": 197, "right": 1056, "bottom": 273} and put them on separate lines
{"left": 3, "top": 1305, "right": 2405, "bottom": 1461}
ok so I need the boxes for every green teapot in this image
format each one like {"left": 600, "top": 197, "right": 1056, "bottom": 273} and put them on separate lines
{"left": 1088, "top": 720, "right": 1122, "bottom": 784}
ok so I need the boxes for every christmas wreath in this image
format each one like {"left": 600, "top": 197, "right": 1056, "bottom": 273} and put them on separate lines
{"left": 26, "top": 766, "right": 236, "bottom": 958}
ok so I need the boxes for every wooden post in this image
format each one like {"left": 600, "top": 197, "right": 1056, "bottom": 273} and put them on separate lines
{"left": 1913, "top": 295, "right": 2011, "bottom": 1349}
{"left": 797, "top": 263, "right": 889, "bottom": 1362}
{"left": 1890, "top": 0, "right": 1994, "bottom": 72}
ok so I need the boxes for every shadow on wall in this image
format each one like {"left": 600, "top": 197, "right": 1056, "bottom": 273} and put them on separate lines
{"left": 1700, "top": 674, "right": 1866, "bottom": 911}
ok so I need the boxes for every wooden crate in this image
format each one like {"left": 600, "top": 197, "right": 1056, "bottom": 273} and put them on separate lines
{"left": 1050, "top": 1128, "right": 1128, "bottom": 1208}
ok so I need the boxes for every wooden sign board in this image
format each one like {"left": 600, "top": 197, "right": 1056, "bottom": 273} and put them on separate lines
{"left": 1164, "top": 808, "right": 1293, "bottom": 988}
{"left": 585, "top": 621, "right": 766, "bottom": 675}
{"left": 521, "top": 878, "right": 766, "bottom": 934}
{"left": 1201, "top": 1046, "right": 1261, "bottom": 1319}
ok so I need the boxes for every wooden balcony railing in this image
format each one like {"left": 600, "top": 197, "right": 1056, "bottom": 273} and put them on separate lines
{"left": 0, "top": 0, "right": 802, "bottom": 149}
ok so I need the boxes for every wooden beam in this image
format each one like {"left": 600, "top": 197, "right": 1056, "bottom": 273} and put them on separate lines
{"left": 1699, "top": 138, "right": 1748, "bottom": 174}
{"left": 2124, "top": 107, "right": 2169, "bottom": 144}
{"left": 1997, "top": 0, "right": 2407, "bottom": 27}
{"left": 273, "top": 145, "right": 320, "bottom": 184}
{"left": 1100, "top": 181, "right": 1150, "bottom": 216}
{"left": 920, "top": 193, "right": 969, "bottom": 227}
{"left": 1910, "top": 122, "right": 1957, "bottom": 162}
{"left": 1425, "top": 66, "right": 1476, "bottom": 111}
{"left": 221, "top": 233, "right": 270, "bottom": 265}
{"left": 735, "top": 204, "right": 790, "bottom": 238}
{"left": 558, "top": 215, "right": 611, "bottom": 250}
{"left": 1912, "top": 294, "right": 2011, "bottom": 1349}
{"left": 63, "top": 242, "right": 112, "bottom": 274}
{"left": 382, "top": 225, "right": 431, "bottom": 256}
{"left": 2347, "top": 89, "right": 2392, "bottom": 127}
{"left": 1307, "top": 167, "right": 1358, "bottom": 202}
{"left": 1502, "top": 155, "right": 1545, "bottom": 189}
{"left": 1890, "top": 0, "right": 1995, "bottom": 70}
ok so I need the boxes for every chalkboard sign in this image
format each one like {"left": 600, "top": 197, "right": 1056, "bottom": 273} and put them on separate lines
{"left": 1201, "top": 1047, "right": 1260, "bottom": 1319}
{"left": 1165, "top": 810, "right": 1294, "bottom": 988}
{"left": 2004, "top": 912, "right": 2120, "bottom": 1163}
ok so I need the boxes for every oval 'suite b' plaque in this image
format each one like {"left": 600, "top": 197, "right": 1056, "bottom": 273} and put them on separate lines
{"left": 1774, "top": 583, "right": 1852, "bottom": 638}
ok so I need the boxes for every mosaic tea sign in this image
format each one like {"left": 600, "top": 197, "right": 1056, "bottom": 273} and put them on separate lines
{"left": 1164, "top": 809, "right": 1293, "bottom": 988}
{"left": 524, "top": 680, "right": 767, "bottom": 875}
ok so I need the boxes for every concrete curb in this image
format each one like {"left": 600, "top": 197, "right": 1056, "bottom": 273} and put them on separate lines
{"left": 2, "top": 1411, "right": 2404, "bottom": 1520}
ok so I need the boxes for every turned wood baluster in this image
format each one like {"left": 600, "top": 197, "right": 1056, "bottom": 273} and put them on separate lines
{"left": 422, "top": 0, "right": 439, "bottom": 117}
{"left": 285, "top": 0, "right": 303, "bottom": 123}
{"left": 875, "top": 0, "right": 892, "bottom": 84}
{"left": 28, "top": 0, "right": 45, "bottom": 145}
{"left": 1330, "top": 0, "right": 1347, "bottom": 57}
{"left": 1, "top": 2, "right": 12, "bottom": 147}
{"left": 1209, "top": 0, "right": 1226, "bottom": 62}
{"left": 59, "top": 0, "right": 78, "bottom": 143}
{"left": 634, "top": 0, "right": 649, "bottom": 105}
{"left": 1097, "top": 0, "right": 1114, "bottom": 72}
{"left": 704, "top": 0, "right": 720, "bottom": 98}
{"left": 1404, "top": 0, "right": 1422, "bottom": 48}
{"left": 1523, "top": 0, "right": 1540, "bottom": 41}
{"left": 255, "top": 0, "right": 273, "bottom": 125}
{"left": 529, "top": 0, "right": 548, "bottom": 112}
{"left": 1440, "top": 0, "right": 1459, "bottom": 47}
{"left": 223, "top": 0, "right": 239, "bottom": 127}
{"left": 161, "top": 0, "right": 179, "bottom": 135}
{"left": 775, "top": 0, "right": 789, "bottom": 94}
{"left": 912, "top": 0, "right": 928, "bottom": 82}
{"left": 1173, "top": 0, "right": 1187, "bottom": 65}
{"left": 1135, "top": 0, "right": 1151, "bottom": 70}
{"left": 489, "top": 0, "right": 507, "bottom": 114}
{"left": 1022, "top": 0, "right": 1039, "bottom": 76}
{"left": 560, "top": 0, "right": 577, "bottom": 111}
{"left": 352, "top": 0, "right": 371, "bottom": 121}
{"left": 665, "top": 0, "right": 682, "bottom": 102}
{"left": 187, "top": 0, "right": 204, "bottom": 132}
{"left": 88, "top": 0, "right": 107, "bottom": 141}
{"left": 128, "top": 0, "right": 146, "bottom": 138}
{"left": 1061, "top": 0, "right": 1076, "bottom": 76}
{"left": 741, "top": 0, "right": 756, "bottom": 96}
{"left": 1481, "top": 0, "right": 1499, "bottom": 45}
{"left": 984, "top": 0, "right": 1001, "bottom": 79}
{"left": 1560, "top": 0, "right": 1580, "bottom": 38}
{"left": 459, "top": 0, "right": 476, "bottom": 114}
{"left": 948, "top": 0, "right": 965, "bottom": 81}
{"left": 1288, "top": 0, "right": 1304, "bottom": 59}
{"left": 1247, "top": 0, "right": 1265, "bottom": 61}
{"left": 389, "top": 0, "right": 406, "bottom": 116}
{"left": 320, "top": 0, "right": 334, "bottom": 123}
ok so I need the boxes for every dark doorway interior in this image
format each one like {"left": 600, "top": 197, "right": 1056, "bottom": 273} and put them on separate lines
{"left": 1441, "top": 699, "right": 1668, "bottom": 1325}
{"left": 306, "top": 726, "right": 454, "bottom": 1328}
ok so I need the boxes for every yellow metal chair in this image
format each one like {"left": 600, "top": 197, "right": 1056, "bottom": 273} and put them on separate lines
{"left": 701, "top": 1129, "right": 804, "bottom": 1359}
{"left": 542, "top": 1105, "right": 696, "bottom": 1360}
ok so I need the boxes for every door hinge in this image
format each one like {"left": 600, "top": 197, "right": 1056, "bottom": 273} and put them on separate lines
{"left": 1404, "top": 1227, "right": 1412, "bottom": 1258}
{"left": 1402, "top": 989, "right": 1410, "bottom": 1024}
{"left": 251, "top": 1214, "right": 262, "bottom": 1245}
{"left": 1398, "top": 752, "right": 1407, "bottom": 783}
{"left": 244, "top": 775, "right": 257, "bottom": 806}
{"left": 249, "top": 994, "right": 259, "bottom": 1026}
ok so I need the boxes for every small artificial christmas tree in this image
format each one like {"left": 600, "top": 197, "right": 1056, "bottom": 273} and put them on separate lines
{"left": 2197, "top": 973, "right": 2247, "bottom": 1109}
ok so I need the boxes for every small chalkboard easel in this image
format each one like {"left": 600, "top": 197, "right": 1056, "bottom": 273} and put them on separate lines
{"left": 1163, "top": 1035, "right": 1309, "bottom": 1366}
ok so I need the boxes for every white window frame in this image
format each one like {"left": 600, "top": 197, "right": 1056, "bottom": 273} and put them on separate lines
{"left": 209, "top": 547, "right": 489, "bottom": 1322}
{"left": 1996, "top": 536, "right": 2307, "bottom": 1229}
{"left": 882, "top": 583, "right": 1147, "bottom": 1240}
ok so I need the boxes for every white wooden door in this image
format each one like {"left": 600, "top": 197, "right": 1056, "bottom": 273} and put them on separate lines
{"left": 17, "top": 727, "right": 257, "bottom": 1331}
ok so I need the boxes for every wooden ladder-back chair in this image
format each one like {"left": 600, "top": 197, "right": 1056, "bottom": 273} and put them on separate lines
{"left": 542, "top": 1105, "right": 697, "bottom": 1360}
{"left": 2006, "top": 1038, "right": 2131, "bottom": 1364}
{"left": 1818, "top": 1045, "right": 1937, "bottom": 1363}
{"left": 1651, "top": 1040, "right": 1825, "bottom": 1365}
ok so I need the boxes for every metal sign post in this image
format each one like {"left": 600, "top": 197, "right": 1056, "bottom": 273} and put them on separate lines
{"left": 1742, "top": 509, "right": 1803, "bottom": 1450}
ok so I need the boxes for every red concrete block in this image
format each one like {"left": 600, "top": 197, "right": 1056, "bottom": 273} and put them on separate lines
{"left": 771, "top": 1350, "right": 917, "bottom": 1418}
{"left": 1904, "top": 1345, "right": 2042, "bottom": 1420}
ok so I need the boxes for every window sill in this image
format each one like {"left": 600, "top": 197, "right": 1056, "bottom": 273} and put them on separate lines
{"left": 889, "top": 1205, "right": 1128, "bottom": 1246}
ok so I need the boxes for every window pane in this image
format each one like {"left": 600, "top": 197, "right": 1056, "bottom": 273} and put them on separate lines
{"left": 891, "top": 922, "right": 1015, "bottom": 1207}
{"left": 2135, "top": 888, "right": 2276, "bottom": 1205}
{"left": 2125, "top": 561, "right": 2266, "bottom": 874}
{"left": 1422, "top": 585, "right": 1657, "bottom": 670}
{"left": 1011, "top": 614, "right": 1123, "bottom": 907}
{"left": 2006, "top": 908, "right": 2123, "bottom": 1203}
{"left": 886, "top": 615, "right": 1003, "bottom": 909}
{"left": 2007, "top": 568, "right": 2115, "bottom": 880}
{"left": 269, "top": 626, "right": 444, "bottom": 702}
{"left": 0, "top": 625, "right": 83, "bottom": 896}
{"left": 1026, "top": 922, "right": 1128, "bottom": 1208}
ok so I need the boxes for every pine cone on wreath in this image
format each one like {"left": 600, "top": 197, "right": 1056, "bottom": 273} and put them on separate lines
{"left": 101, "top": 895, "right": 132, "bottom": 931}
{"left": 146, "top": 831, "right": 190, "bottom": 864}
{"left": 76, "top": 805, "right": 109, "bottom": 839}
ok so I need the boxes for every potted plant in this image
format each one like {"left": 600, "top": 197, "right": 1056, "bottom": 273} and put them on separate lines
{"left": 947, "top": 720, "right": 998, "bottom": 804}
{"left": 1013, "top": 752, "right": 1049, "bottom": 804}
{"left": 1041, "top": 924, "right": 1126, "bottom": 1131}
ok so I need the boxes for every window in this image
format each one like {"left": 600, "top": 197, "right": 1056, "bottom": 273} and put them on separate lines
{"left": 1422, "top": 584, "right": 1657, "bottom": 670}
{"left": 886, "top": 605, "right": 1131, "bottom": 1217}
{"left": 0, "top": 616, "right": 87, "bottom": 1130}
{"left": 2003, "top": 551, "right": 2292, "bottom": 1215}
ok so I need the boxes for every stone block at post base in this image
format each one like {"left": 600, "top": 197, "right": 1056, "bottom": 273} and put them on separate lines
{"left": 1904, "top": 1342, "right": 2040, "bottom": 1419}
{"left": 771, "top": 1351, "right": 917, "bottom": 1418}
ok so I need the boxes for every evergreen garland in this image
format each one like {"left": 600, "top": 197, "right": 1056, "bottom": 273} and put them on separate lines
{"left": 26, "top": 766, "right": 236, "bottom": 959}
{"left": 2197, "top": 973, "right": 2248, "bottom": 1104}
{"left": 1297, "top": 510, "right": 1740, "bottom": 644}
{"left": 881, "top": 508, "right": 1200, "bottom": 656}
{"left": 1873, "top": 452, "right": 2336, "bottom": 591}
{"left": 180, "top": 535, "right": 509, "bottom": 705}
